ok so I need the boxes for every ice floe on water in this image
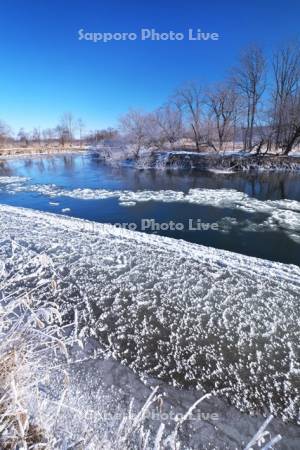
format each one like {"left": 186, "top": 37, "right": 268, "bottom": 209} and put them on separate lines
{"left": 1, "top": 176, "right": 300, "bottom": 242}
{"left": 0, "top": 175, "right": 28, "bottom": 184}
{"left": 208, "top": 168, "right": 235, "bottom": 174}
{"left": 1, "top": 204, "right": 300, "bottom": 433}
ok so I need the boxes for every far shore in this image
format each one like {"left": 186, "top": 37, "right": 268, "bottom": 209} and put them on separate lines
{"left": 2, "top": 145, "right": 300, "bottom": 173}
{"left": 0, "top": 145, "right": 87, "bottom": 157}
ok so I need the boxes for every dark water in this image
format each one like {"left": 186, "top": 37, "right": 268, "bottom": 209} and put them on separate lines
{"left": 1, "top": 152, "right": 300, "bottom": 265}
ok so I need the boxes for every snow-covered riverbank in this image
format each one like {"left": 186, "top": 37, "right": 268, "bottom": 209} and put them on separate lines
{"left": 0, "top": 146, "right": 86, "bottom": 157}
{"left": 1, "top": 204, "right": 300, "bottom": 445}
{"left": 135, "top": 151, "right": 300, "bottom": 172}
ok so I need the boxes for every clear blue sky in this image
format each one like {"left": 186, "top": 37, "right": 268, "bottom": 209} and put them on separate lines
{"left": 0, "top": 0, "right": 299, "bottom": 133}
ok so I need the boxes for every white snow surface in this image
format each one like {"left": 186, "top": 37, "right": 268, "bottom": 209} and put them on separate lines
{"left": 52, "top": 342, "right": 300, "bottom": 449}
{"left": 1, "top": 204, "right": 300, "bottom": 435}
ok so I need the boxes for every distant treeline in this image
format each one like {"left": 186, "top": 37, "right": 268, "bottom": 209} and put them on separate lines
{"left": 1, "top": 41, "right": 300, "bottom": 156}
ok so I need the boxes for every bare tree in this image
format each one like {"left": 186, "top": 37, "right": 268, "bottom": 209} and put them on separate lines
{"left": 17, "top": 128, "right": 29, "bottom": 147}
{"left": 271, "top": 41, "right": 300, "bottom": 151}
{"left": 55, "top": 125, "right": 69, "bottom": 147}
{"left": 205, "top": 82, "right": 239, "bottom": 152}
{"left": 42, "top": 128, "right": 56, "bottom": 146}
{"left": 233, "top": 45, "right": 266, "bottom": 150}
{"left": 281, "top": 93, "right": 300, "bottom": 154}
{"left": 174, "top": 82, "right": 203, "bottom": 151}
{"left": 94, "top": 127, "right": 118, "bottom": 142}
{"left": 154, "top": 103, "right": 183, "bottom": 148}
{"left": 119, "top": 110, "right": 156, "bottom": 158}
{"left": 60, "top": 112, "right": 76, "bottom": 145}
{"left": 77, "top": 118, "right": 85, "bottom": 147}
{"left": 31, "top": 127, "right": 41, "bottom": 146}
{"left": 0, "top": 120, "right": 11, "bottom": 148}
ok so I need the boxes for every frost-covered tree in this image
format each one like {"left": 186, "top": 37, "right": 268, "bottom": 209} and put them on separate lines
{"left": 154, "top": 103, "right": 184, "bottom": 148}
{"left": 119, "top": 110, "right": 158, "bottom": 157}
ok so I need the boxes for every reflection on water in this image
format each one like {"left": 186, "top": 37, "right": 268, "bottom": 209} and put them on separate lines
{"left": 0, "top": 152, "right": 300, "bottom": 265}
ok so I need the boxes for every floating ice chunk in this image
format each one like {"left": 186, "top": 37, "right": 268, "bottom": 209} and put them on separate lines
{"left": 0, "top": 176, "right": 29, "bottom": 184}
{"left": 2, "top": 179, "right": 300, "bottom": 243}
{"left": 119, "top": 201, "right": 136, "bottom": 207}
{"left": 208, "top": 168, "right": 235, "bottom": 174}
{"left": 61, "top": 208, "right": 71, "bottom": 213}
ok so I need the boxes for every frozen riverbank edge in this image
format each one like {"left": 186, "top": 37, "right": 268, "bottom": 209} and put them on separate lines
{"left": 135, "top": 151, "right": 300, "bottom": 172}
{"left": 1, "top": 205, "right": 300, "bottom": 448}
{"left": 2, "top": 148, "right": 300, "bottom": 173}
